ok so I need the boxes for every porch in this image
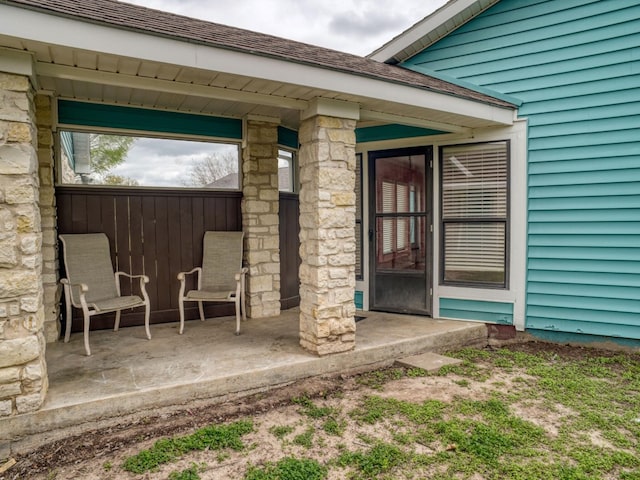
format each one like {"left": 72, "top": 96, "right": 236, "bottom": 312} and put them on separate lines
{"left": 0, "top": 310, "right": 487, "bottom": 456}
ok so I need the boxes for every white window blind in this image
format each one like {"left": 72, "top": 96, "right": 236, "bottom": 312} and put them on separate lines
{"left": 382, "top": 181, "right": 394, "bottom": 254}
{"left": 441, "top": 141, "right": 508, "bottom": 286}
{"left": 442, "top": 143, "right": 507, "bottom": 218}
{"left": 396, "top": 184, "right": 408, "bottom": 250}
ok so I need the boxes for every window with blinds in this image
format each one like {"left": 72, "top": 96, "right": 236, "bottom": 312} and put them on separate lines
{"left": 440, "top": 141, "right": 509, "bottom": 287}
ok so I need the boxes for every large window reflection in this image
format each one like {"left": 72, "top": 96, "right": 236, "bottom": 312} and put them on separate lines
{"left": 58, "top": 131, "right": 240, "bottom": 189}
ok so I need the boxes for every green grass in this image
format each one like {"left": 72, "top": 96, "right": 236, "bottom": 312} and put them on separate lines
{"left": 337, "top": 442, "right": 407, "bottom": 478}
{"left": 322, "top": 417, "right": 346, "bottom": 436}
{"left": 293, "top": 427, "right": 314, "bottom": 449}
{"left": 168, "top": 463, "right": 204, "bottom": 480}
{"left": 350, "top": 395, "right": 445, "bottom": 425}
{"left": 122, "top": 419, "right": 253, "bottom": 473}
{"left": 244, "top": 457, "right": 327, "bottom": 480}
{"left": 292, "top": 396, "right": 337, "bottom": 419}
{"left": 269, "top": 425, "right": 295, "bottom": 439}
{"left": 115, "top": 345, "right": 640, "bottom": 480}
{"left": 355, "top": 367, "right": 404, "bottom": 390}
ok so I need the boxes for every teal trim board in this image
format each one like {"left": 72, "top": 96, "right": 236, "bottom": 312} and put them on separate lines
{"left": 405, "top": 0, "right": 640, "bottom": 341}
{"left": 355, "top": 124, "right": 445, "bottom": 143}
{"left": 58, "top": 100, "right": 242, "bottom": 139}
{"left": 278, "top": 126, "right": 298, "bottom": 149}
{"left": 440, "top": 298, "right": 513, "bottom": 325}
{"left": 354, "top": 291, "right": 363, "bottom": 310}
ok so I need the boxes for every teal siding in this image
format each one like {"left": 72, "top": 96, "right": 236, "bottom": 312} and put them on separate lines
{"left": 405, "top": 0, "right": 640, "bottom": 339}
{"left": 440, "top": 298, "right": 513, "bottom": 324}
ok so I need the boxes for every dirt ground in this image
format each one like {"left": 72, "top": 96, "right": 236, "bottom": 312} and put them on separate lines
{"left": 2, "top": 341, "right": 636, "bottom": 480}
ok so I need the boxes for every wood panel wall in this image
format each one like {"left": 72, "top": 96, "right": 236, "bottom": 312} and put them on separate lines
{"left": 57, "top": 187, "right": 301, "bottom": 333}
{"left": 57, "top": 186, "right": 241, "bottom": 332}
{"left": 279, "top": 193, "right": 301, "bottom": 310}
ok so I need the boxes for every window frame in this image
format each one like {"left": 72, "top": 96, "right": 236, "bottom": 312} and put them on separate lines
{"left": 439, "top": 140, "right": 511, "bottom": 289}
{"left": 277, "top": 147, "right": 297, "bottom": 193}
{"left": 355, "top": 153, "right": 363, "bottom": 281}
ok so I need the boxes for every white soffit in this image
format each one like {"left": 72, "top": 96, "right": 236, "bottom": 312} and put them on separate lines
{"left": 368, "top": 0, "right": 500, "bottom": 64}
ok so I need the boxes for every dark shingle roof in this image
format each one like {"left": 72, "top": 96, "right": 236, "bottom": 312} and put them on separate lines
{"left": 4, "top": 0, "right": 514, "bottom": 108}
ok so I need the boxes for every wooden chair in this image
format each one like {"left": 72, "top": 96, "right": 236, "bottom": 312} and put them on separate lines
{"left": 59, "top": 233, "right": 151, "bottom": 356}
{"left": 177, "top": 231, "right": 247, "bottom": 335}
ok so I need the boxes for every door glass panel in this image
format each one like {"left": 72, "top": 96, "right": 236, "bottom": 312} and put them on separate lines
{"left": 372, "top": 153, "right": 430, "bottom": 314}
{"left": 376, "top": 216, "right": 426, "bottom": 272}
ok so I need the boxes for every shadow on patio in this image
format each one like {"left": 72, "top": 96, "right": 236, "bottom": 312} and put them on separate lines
{"left": 1, "top": 309, "right": 487, "bottom": 455}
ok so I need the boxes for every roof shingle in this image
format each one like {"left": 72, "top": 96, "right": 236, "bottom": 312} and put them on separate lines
{"left": 3, "top": 0, "right": 514, "bottom": 108}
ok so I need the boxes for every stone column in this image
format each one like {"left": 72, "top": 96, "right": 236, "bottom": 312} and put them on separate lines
{"left": 241, "top": 117, "right": 281, "bottom": 318}
{"left": 36, "top": 94, "right": 60, "bottom": 343}
{"left": 298, "top": 99, "right": 358, "bottom": 356}
{"left": 0, "top": 56, "right": 47, "bottom": 416}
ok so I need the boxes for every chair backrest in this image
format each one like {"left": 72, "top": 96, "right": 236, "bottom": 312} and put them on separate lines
{"left": 200, "top": 231, "right": 244, "bottom": 292}
{"left": 59, "top": 233, "right": 118, "bottom": 305}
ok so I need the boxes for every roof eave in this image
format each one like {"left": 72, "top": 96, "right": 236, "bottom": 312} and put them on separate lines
{"left": 368, "top": 0, "right": 500, "bottom": 64}
{"left": 0, "top": 1, "right": 515, "bottom": 129}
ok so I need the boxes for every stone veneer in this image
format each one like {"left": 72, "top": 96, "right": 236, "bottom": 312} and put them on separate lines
{"left": 0, "top": 72, "right": 47, "bottom": 416}
{"left": 298, "top": 114, "right": 357, "bottom": 355}
{"left": 241, "top": 118, "right": 281, "bottom": 318}
{"left": 36, "top": 94, "right": 60, "bottom": 343}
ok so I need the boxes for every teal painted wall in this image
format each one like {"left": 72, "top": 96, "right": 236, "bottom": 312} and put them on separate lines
{"left": 404, "top": 0, "right": 640, "bottom": 339}
{"left": 440, "top": 298, "right": 513, "bottom": 324}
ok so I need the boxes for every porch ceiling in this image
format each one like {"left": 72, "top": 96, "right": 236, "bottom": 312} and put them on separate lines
{"left": 0, "top": 0, "right": 516, "bottom": 134}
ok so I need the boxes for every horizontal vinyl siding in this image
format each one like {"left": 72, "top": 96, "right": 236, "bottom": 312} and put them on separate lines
{"left": 440, "top": 298, "right": 514, "bottom": 324}
{"left": 405, "top": 0, "right": 640, "bottom": 339}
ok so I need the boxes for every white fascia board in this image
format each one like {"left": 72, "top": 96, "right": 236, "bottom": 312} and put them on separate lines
{"left": 0, "top": 47, "right": 34, "bottom": 76}
{"left": 0, "top": 4, "right": 513, "bottom": 126}
{"left": 369, "top": 0, "right": 482, "bottom": 62}
{"left": 302, "top": 98, "right": 360, "bottom": 121}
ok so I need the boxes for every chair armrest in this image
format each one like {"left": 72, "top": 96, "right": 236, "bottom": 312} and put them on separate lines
{"left": 115, "top": 272, "right": 150, "bottom": 300}
{"left": 234, "top": 267, "right": 249, "bottom": 281}
{"left": 178, "top": 267, "right": 201, "bottom": 299}
{"left": 60, "top": 278, "right": 89, "bottom": 292}
{"left": 177, "top": 267, "right": 201, "bottom": 281}
{"left": 116, "top": 271, "right": 150, "bottom": 283}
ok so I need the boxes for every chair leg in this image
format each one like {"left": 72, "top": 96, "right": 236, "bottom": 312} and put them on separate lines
{"left": 241, "top": 289, "right": 246, "bottom": 321}
{"left": 64, "top": 294, "right": 72, "bottom": 343}
{"left": 235, "top": 297, "right": 241, "bottom": 336}
{"left": 114, "top": 310, "right": 121, "bottom": 332}
{"left": 178, "top": 297, "right": 185, "bottom": 335}
{"left": 144, "top": 302, "right": 151, "bottom": 340}
{"left": 198, "top": 301, "right": 205, "bottom": 322}
{"left": 83, "top": 311, "right": 91, "bottom": 356}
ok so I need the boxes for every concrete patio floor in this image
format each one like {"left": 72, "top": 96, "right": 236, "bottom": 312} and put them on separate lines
{"left": 1, "top": 308, "right": 487, "bottom": 456}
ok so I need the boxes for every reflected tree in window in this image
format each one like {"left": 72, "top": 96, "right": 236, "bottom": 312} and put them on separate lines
{"left": 182, "top": 151, "right": 238, "bottom": 187}
{"left": 90, "top": 134, "right": 138, "bottom": 185}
